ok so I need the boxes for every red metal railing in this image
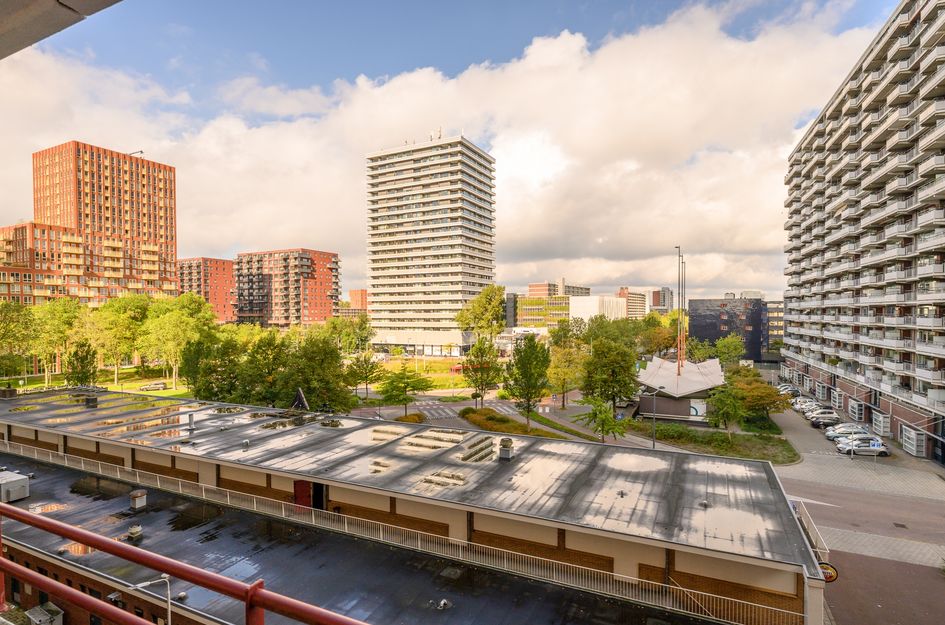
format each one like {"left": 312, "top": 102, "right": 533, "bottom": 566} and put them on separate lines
{"left": 0, "top": 502, "right": 368, "bottom": 625}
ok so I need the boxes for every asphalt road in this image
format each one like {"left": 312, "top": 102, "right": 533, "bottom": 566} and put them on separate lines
{"left": 771, "top": 407, "right": 945, "bottom": 625}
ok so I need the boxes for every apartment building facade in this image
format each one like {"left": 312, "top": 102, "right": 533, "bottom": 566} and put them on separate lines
{"left": 234, "top": 248, "right": 339, "bottom": 327}
{"left": 617, "top": 287, "right": 648, "bottom": 319}
{"left": 0, "top": 141, "right": 178, "bottom": 306}
{"left": 651, "top": 287, "right": 673, "bottom": 313}
{"left": 177, "top": 257, "right": 235, "bottom": 322}
{"left": 527, "top": 278, "right": 590, "bottom": 297}
{"left": 514, "top": 295, "right": 571, "bottom": 327}
{"left": 765, "top": 300, "right": 785, "bottom": 351}
{"left": 367, "top": 136, "right": 495, "bottom": 352}
{"left": 782, "top": 0, "right": 945, "bottom": 465}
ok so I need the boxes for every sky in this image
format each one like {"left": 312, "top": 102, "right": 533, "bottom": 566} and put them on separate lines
{"left": 0, "top": 0, "right": 899, "bottom": 300}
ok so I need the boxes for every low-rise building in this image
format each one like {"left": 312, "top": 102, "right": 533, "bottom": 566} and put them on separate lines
{"left": 515, "top": 295, "right": 570, "bottom": 327}
{"left": 528, "top": 278, "right": 590, "bottom": 297}
{"left": 569, "top": 295, "right": 626, "bottom": 322}
{"left": 0, "top": 388, "right": 828, "bottom": 625}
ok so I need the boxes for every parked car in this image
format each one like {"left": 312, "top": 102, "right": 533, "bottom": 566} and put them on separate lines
{"left": 804, "top": 408, "right": 837, "bottom": 420}
{"left": 793, "top": 399, "right": 818, "bottom": 410}
{"left": 810, "top": 414, "right": 843, "bottom": 428}
{"left": 837, "top": 438, "right": 890, "bottom": 456}
{"left": 834, "top": 432, "right": 883, "bottom": 446}
{"left": 139, "top": 381, "right": 167, "bottom": 391}
{"left": 824, "top": 424, "right": 870, "bottom": 440}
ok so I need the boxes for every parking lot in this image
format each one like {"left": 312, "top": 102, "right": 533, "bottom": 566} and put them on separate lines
{"left": 769, "top": 381, "right": 945, "bottom": 625}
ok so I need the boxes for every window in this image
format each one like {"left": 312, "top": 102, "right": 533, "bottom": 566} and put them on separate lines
{"left": 134, "top": 608, "right": 144, "bottom": 618}
{"left": 39, "top": 591, "right": 49, "bottom": 604}
{"left": 90, "top": 616, "right": 102, "bottom": 625}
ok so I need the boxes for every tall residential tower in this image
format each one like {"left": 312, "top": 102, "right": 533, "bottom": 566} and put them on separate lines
{"left": 366, "top": 136, "right": 495, "bottom": 353}
{"left": 782, "top": 0, "right": 945, "bottom": 465}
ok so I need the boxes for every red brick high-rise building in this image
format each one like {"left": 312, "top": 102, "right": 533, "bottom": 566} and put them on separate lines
{"left": 0, "top": 140, "right": 178, "bottom": 306}
{"left": 234, "top": 248, "right": 339, "bottom": 327}
{"left": 178, "top": 257, "right": 235, "bottom": 322}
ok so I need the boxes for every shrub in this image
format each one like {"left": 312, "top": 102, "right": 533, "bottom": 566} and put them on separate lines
{"left": 654, "top": 423, "right": 693, "bottom": 442}
{"left": 496, "top": 389, "right": 511, "bottom": 400}
{"left": 438, "top": 395, "right": 470, "bottom": 403}
{"left": 396, "top": 413, "right": 426, "bottom": 423}
{"left": 458, "top": 406, "right": 476, "bottom": 417}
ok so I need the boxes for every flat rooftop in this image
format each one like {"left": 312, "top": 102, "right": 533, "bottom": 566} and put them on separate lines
{"left": 0, "top": 390, "right": 819, "bottom": 575}
{"left": 0, "top": 453, "right": 694, "bottom": 625}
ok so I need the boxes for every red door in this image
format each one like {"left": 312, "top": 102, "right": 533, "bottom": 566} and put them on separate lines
{"left": 293, "top": 480, "right": 312, "bottom": 507}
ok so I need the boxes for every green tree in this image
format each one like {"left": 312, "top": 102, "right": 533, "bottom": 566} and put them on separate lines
{"left": 504, "top": 334, "right": 550, "bottom": 429}
{"left": 686, "top": 337, "right": 715, "bottom": 363}
{"left": 575, "top": 396, "right": 628, "bottom": 442}
{"left": 547, "top": 344, "right": 586, "bottom": 408}
{"left": 90, "top": 295, "right": 150, "bottom": 385}
{"left": 278, "top": 332, "right": 356, "bottom": 412}
{"left": 139, "top": 309, "right": 202, "bottom": 389}
{"left": 187, "top": 334, "right": 245, "bottom": 402}
{"left": 455, "top": 285, "right": 506, "bottom": 341}
{"left": 581, "top": 338, "right": 638, "bottom": 414}
{"left": 462, "top": 338, "right": 502, "bottom": 408}
{"left": 0, "top": 301, "right": 33, "bottom": 377}
{"left": 378, "top": 362, "right": 435, "bottom": 416}
{"left": 31, "top": 298, "right": 81, "bottom": 385}
{"left": 706, "top": 384, "right": 745, "bottom": 429}
{"left": 737, "top": 379, "right": 791, "bottom": 419}
{"left": 346, "top": 351, "right": 385, "bottom": 399}
{"left": 238, "top": 330, "right": 291, "bottom": 406}
{"left": 63, "top": 339, "right": 98, "bottom": 387}
{"left": 715, "top": 333, "right": 746, "bottom": 366}
{"left": 549, "top": 318, "right": 587, "bottom": 348}
{"left": 639, "top": 325, "right": 675, "bottom": 356}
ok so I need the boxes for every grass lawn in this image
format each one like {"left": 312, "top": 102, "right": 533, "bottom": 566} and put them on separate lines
{"left": 528, "top": 412, "right": 599, "bottom": 442}
{"left": 460, "top": 408, "right": 566, "bottom": 439}
{"left": 3, "top": 368, "right": 194, "bottom": 399}
{"left": 624, "top": 420, "right": 799, "bottom": 464}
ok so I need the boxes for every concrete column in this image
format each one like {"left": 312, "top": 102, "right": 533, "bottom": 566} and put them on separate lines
{"left": 805, "top": 579, "right": 825, "bottom": 625}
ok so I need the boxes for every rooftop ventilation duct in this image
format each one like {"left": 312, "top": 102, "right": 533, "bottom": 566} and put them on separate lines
{"left": 498, "top": 438, "right": 514, "bottom": 461}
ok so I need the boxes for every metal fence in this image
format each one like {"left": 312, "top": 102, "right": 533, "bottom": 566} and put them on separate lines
{"left": 791, "top": 499, "right": 829, "bottom": 562}
{"left": 0, "top": 440, "right": 806, "bottom": 625}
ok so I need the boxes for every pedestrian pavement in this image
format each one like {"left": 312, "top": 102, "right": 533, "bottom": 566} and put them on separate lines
{"left": 819, "top": 526, "right": 945, "bottom": 568}
{"left": 414, "top": 400, "right": 520, "bottom": 421}
{"left": 776, "top": 453, "right": 945, "bottom": 502}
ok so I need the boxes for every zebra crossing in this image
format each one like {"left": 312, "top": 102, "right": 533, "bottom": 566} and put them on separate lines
{"left": 412, "top": 400, "right": 521, "bottom": 420}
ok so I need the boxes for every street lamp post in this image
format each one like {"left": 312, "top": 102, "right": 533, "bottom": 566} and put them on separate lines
{"left": 644, "top": 385, "right": 667, "bottom": 450}
{"left": 131, "top": 574, "right": 171, "bottom": 625}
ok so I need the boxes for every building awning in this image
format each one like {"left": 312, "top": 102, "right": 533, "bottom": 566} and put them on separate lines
{"left": 638, "top": 357, "right": 725, "bottom": 398}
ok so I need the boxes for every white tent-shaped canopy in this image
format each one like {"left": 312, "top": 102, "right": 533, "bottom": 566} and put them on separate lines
{"left": 638, "top": 356, "right": 725, "bottom": 398}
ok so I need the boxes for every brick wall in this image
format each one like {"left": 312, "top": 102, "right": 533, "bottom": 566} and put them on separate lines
{"left": 638, "top": 561, "right": 804, "bottom": 616}
{"left": 470, "top": 527, "right": 614, "bottom": 572}
{"left": 217, "top": 476, "right": 293, "bottom": 503}
{"left": 2, "top": 544, "right": 215, "bottom": 625}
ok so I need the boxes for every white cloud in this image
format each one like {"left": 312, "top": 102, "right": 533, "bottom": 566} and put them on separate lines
{"left": 0, "top": 3, "right": 876, "bottom": 299}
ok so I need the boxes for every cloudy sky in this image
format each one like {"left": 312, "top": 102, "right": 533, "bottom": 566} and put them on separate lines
{"left": 0, "top": 0, "right": 896, "bottom": 300}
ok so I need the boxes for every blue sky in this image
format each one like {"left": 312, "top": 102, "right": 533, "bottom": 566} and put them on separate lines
{"left": 42, "top": 0, "right": 895, "bottom": 111}
{"left": 3, "top": 0, "right": 901, "bottom": 295}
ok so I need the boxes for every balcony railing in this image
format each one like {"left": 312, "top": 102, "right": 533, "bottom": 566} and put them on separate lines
{"left": 0, "top": 440, "right": 806, "bottom": 625}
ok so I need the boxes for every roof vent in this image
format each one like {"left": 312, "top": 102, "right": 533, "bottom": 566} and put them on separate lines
{"left": 242, "top": 439, "right": 250, "bottom": 450}
{"left": 699, "top": 499, "right": 711, "bottom": 509}
{"left": 130, "top": 489, "right": 147, "bottom": 511}
{"left": 127, "top": 524, "right": 143, "bottom": 540}
{"left": 187, "top": 413, "right": 195, "bottom": 431}
{"left": 498, "top": 438, "right": 514, "bottom": 461}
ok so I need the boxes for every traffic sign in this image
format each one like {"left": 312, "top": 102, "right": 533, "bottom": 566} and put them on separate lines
{"left": 870, "top": 440, "right": 883, "bottom": 449}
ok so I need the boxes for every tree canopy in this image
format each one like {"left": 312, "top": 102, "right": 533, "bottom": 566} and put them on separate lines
{"left": 576, "top": 396, "right": 628, "bottom": 442}
{"left": 504, "top": 334, "right": 550, "bottom": 429}
{"left": 462, "top": 338, "right": 502, "bottom": 408}
{"left": 581, "top": 338, "right": 638, "bottom": 413}
{"left": 715, "top": 333, "right": 746, "bottom": 366}
{"left": 455, "top": 285, "right": 506, "bottom": 341}
{"left": 378, "top": 362, "right": 435, "bottom": 416}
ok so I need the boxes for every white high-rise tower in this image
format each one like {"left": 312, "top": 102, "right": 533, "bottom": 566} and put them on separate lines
{"left": 367, "top": 136, "right": 495, "bottom": 354}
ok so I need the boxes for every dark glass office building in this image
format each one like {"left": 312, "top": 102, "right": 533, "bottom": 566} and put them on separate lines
{"left": 689, "top": 298, "right": 766, "bottom": 362}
